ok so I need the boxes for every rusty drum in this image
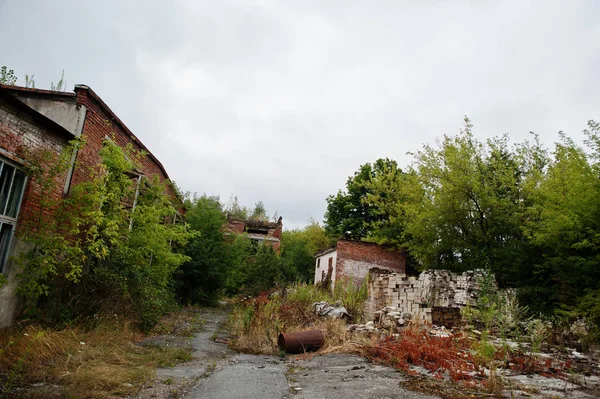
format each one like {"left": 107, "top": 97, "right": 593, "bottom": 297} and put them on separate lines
{"left": 277, "top": 330, "right": 324, "bottom": 354}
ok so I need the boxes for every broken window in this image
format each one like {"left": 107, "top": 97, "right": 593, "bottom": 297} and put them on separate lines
{"left": 0, "top": 159, "right": 27, "bottom": 273}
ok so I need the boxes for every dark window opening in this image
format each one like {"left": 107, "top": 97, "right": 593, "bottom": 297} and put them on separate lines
{"left": 0, "top": 159, "right": 27, "bottom": 273}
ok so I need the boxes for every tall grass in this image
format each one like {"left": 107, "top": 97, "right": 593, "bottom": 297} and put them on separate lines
{"left": 333, "top": 278, "right": 368, "bottom": 323}
{"left": 0, "top": 315, "right": 193, "bottom": 398}
{"left": 228, "top": 282, "right": 370, "bottom": 355}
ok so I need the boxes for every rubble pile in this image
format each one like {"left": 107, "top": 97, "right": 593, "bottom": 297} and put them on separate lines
{"left": 347, "top": 305, "right": 455, "bottom": 337}
{"left": 312, "top": 301, "right": 350, "bottom": 319}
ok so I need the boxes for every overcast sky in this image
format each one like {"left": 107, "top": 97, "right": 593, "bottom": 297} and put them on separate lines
{"left": 1, "top": 1, "right": 599, "bottom": 229}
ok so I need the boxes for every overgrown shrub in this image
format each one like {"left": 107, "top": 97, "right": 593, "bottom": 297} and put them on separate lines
{"left": 16, "top": 140, "right": 191, "bottom": 330}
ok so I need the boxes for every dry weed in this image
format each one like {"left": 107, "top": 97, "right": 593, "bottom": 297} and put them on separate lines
{"left": 228, "top": 285, "right": 365, "bottom": 356}
{"left": 0, "top": 314, "right": 193, "bottom": 398}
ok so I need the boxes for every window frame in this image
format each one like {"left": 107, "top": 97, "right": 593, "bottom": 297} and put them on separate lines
{"left": 0, "top": 157, "right": 28, "bottom": 274}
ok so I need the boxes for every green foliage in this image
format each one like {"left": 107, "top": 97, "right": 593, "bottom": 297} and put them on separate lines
{"left": 225, "top": 195, "right": 249, "bottom": 219}
{"left": 50, "top": 70, "right": 67, "bottom": 92}
{"left": 324, "top": 118, "right": 600, "bottom": 329}
{"left": 281, "top": 220, "right": 331, "bottom": 283}
{"left": 333, "top": 278, "right": 368, "bottom": 322}
{"left": 0, "top": 66, "right": 17, "bottom": 85}
{"left": 409, "top": 118, "right": 533, "bottom": 282}
{"left": 223, "top": 235, "right": 288, "bottom": 296}
{"left": 24, "top": 74, "right": 35, "bottom": 88}
{"left": 16, "top": 140, "right": 191, "bottom": 330}
{"left": 324, "top": 158, "right": 404, "bottom": 240}
{"left": 527, "top": 319, "right": 550, "bottom": 352}
{"left": 250, "top": 201, "right": 268, "bottom": 221}
{"left": 245, "top": 243, "right": 285, "bottom": 295}
{"left": 522, "top": 124, "right": 600, "bottom": 314}
{"left": 177, "top": 194, "right": 228, "bottom": 305}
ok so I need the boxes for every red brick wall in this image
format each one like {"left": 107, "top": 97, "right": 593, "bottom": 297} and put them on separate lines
{"left": 226, "top": 220, "right": 246, "bottom": 235}
{"left": 71, "top": 88, "right": 178, "bottom": 202}
{"left": 335, "top": 240, "right": 406, "bottom": 287}
{"left": 224, "top": 218, "right": 283, "bottom": 252}
{"left": 0, "top": 100, "right": 70, "bottom": 234}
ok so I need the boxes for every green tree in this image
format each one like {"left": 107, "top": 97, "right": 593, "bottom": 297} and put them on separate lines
{"left": 523, "top": 123, "right": 600, "bottom": 314}
{"left": 245, "top": 243, "right": 285, "bottom": 295}
{"left": 251, "top": 201, "right": 268, "bottom": 221}
{"left": 224, "top": 235, "right": 286, "bottom": 296}
{"left": 225, "top": 195, "right": 249, "bottom": 219}
{"left": 281, "top": 231, "right": 315, "bottom": 283}
{"left": 324, "top": 158, "right": 403, "bottom": 240}
{"left": 407, "top": 118, "right": 532, "bottom": 285}
{"left": 177, "top": 194, "right": 228, "bottom": 305}
{"left": 281, "top": 220, "right": 331, "bottom": 283}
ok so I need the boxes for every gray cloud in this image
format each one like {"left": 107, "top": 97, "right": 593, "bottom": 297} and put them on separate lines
{"left": 2, "top": 0, "right": 600, "bottom": 229}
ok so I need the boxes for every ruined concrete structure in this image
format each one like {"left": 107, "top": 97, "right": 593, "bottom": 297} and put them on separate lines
{"left": 365, "top": 269, "right": 489, "bottom": 328}
{"left": 0, "top": 84, "right": 178, "bottom": 328}
{"left": 224, "top": 216, "right": 283, "bottom": 252}
{"left": 314, "top": 240, "right": 406, "bottom": 291}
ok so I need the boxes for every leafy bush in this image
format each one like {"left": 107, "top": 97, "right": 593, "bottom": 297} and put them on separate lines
{"left": 16, "top": 140, "right": 191, "bottom": 330}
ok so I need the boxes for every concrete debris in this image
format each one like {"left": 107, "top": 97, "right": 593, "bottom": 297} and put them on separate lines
{"left": 429, "top": 326, "right": 453, "bottom": 338}
{"left": 348, "top": 305, "right": 456, "bottom": 337}
{"left": 313, "top": 301, "right": 351, "bottom": 319}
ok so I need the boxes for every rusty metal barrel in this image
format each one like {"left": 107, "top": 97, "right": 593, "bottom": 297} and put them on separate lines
{"left": 278, "top": 330, "right": 324, "bottom": 353}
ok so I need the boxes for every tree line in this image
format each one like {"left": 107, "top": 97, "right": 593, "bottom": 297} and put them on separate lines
{"left": 177, "top": 195, "right": 331, "bottom": 304}
{"left": 12, "top": 113, "right": 600, "bottom": 333}
{"left": 324, "top": 118, "right": 600, "bottom": 327}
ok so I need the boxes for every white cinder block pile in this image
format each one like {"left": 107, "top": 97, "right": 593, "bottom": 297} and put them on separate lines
{"left": 364, "top": 268, "right": 494, "bottom": 328}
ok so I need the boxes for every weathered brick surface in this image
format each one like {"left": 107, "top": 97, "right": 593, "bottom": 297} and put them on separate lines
{"left": 223, "top": 217, "right": 283, "bottom": 251}
{"left": 0, "top": 100, "right": 70, "bottom": 233}
{"left": 336, "top": 240, "right": 405, "bottom": 287}
{"left": 71, "top": 87, "right": 177, "bottom": 201}
{"left": 0, "top": 85, "right": 181, "bottom": 328}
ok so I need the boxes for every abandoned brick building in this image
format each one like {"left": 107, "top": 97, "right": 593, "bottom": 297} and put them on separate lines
{"left": 314, "top": 240, "right": 406, "bottom": 291}
{"left": 224, "top": 215, "right": 283, "bottom": 252}
{"left": 0, "top": 84, "right": 177, "bottom": 328}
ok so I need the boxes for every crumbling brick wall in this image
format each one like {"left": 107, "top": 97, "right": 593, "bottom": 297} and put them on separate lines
{"left": 223, "top": 217, "right": 283, "bottom": 252}
{"left": 365, "top": 269, "right": 490, "bottom": 327}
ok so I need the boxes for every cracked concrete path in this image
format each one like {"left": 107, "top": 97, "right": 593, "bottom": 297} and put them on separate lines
{"left": 134, "top": 307, "right": 235, "bottom": 398}
{"left": 187, "top": 352, "right": 438, "bottom": 399}
{"left": 186, "top": 354, "right": 289, "bottom": 399}
{"left": 137, "top": 306, "right": 438, "bottom": 399}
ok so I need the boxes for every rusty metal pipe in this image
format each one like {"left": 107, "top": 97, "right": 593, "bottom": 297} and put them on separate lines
{"left": 278, "top": 330, "right": 324, "bottom": 353}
